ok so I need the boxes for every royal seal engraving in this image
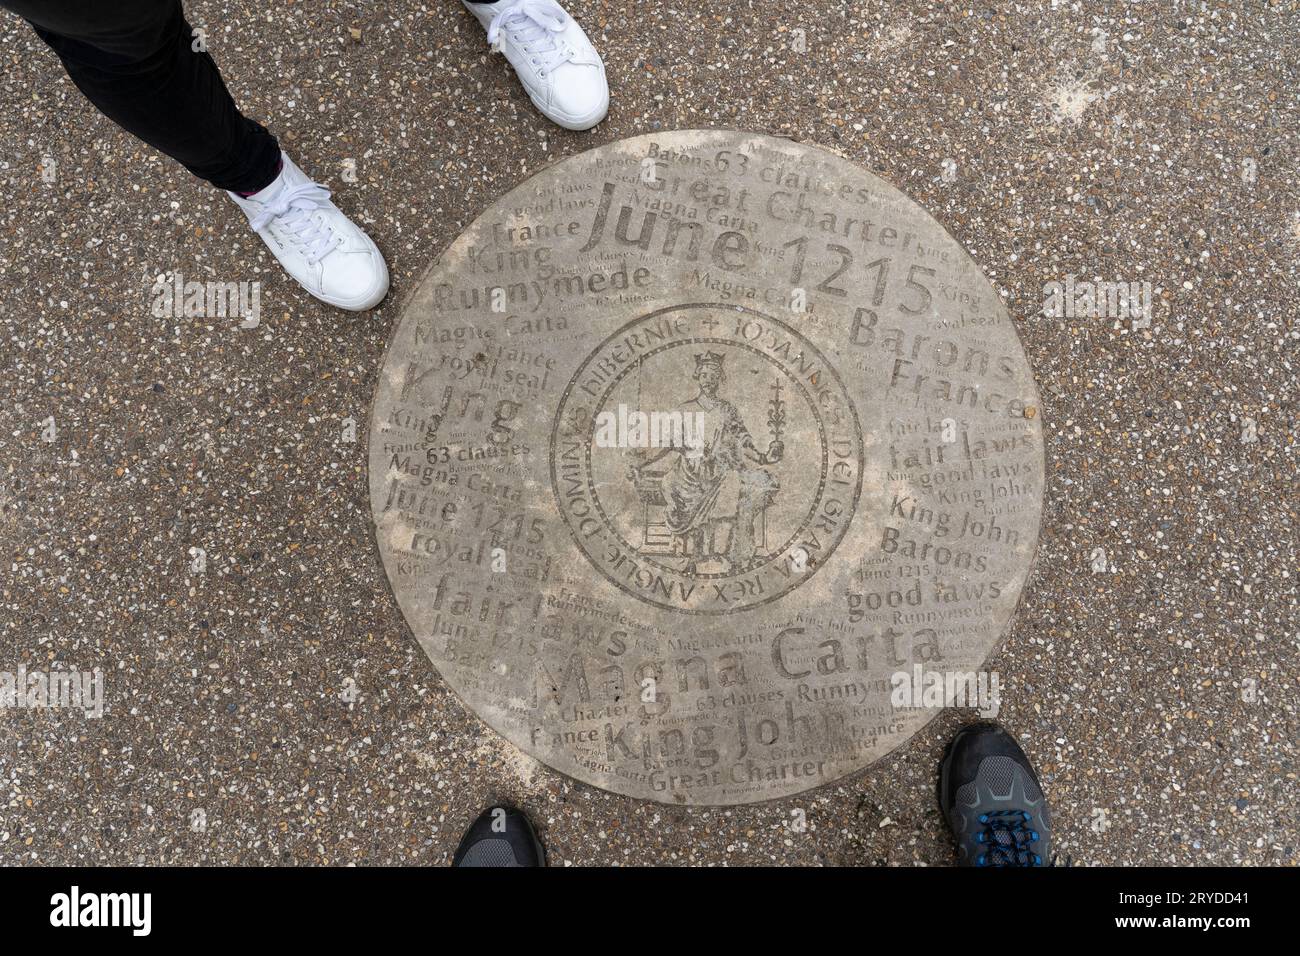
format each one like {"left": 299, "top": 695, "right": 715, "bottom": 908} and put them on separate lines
{"left": 551, "top": 304, "right": 864, "bottom": 615}
{"left": 370, "top": 131, "right": 1045, "bottom": 805}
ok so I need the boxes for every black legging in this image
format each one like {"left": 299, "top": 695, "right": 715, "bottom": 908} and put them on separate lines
{"left": 1, "top": 0, "right": 281, "bottom": 193}
{"left": 1, "top": 0, "right": 500, "bottom": 194}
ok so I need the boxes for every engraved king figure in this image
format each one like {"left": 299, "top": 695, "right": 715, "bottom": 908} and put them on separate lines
{"left": 629, "top": 351, "right": 784, "bottom": 573}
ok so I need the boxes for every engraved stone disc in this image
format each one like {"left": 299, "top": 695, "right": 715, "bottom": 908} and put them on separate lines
{"left": 369, "top": 131, "right": 1044, "bottom": 805}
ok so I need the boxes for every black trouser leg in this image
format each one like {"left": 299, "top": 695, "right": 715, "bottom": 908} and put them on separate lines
{"left": 1, "top": 0, "right": 281, "bottom": 193}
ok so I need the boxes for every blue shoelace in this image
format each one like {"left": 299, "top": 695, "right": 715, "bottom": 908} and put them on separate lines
{"left": 974, "top": 810, "right": 1043, "bottom": 867}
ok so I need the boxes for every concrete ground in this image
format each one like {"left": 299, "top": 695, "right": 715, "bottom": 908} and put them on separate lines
{"left": 0, "top": 0, "right": 1295, "bottom": 866}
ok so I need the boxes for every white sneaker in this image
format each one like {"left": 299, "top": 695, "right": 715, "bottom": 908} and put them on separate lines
{"left": 462, "top": 0, "right": 609, "bottom": 131}
{"left": 227, "top": 153, "right": 390, "bottom": 312}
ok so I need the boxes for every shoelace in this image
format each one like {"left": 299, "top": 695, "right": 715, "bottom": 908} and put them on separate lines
{"left": 249, "top": 182, "right": 338, "bottom": 265}
{"left": 487, "top": 0, "right": 573, "bottom": 74}
{"left": 974, "top": 810, "right": 1043, "bottom": 867}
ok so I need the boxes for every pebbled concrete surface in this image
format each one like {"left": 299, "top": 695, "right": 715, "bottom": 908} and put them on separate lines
{"left": 0, "top": 0, "right": 1295, "bottom": 865}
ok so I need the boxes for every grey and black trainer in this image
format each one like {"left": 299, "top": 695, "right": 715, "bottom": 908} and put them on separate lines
{"left": 939, "top": 723, "right": 1051, "bottom": 867}
{"left": 452, "top": 805, "right": 545, "bottom": 867}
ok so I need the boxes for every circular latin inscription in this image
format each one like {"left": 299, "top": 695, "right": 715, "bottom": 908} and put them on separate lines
{"left": 370, "top": 131, "right": 1044, "bottom": 805}
{"left": 551, "top": 304, "right": 864, "bottom": 615}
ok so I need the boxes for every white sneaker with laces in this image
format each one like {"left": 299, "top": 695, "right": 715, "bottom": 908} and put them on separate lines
{"left": 462, "top": 0, "right": 609, "bottom": 131}
{"left": 227, "top": 152, "right": 390, "bottom": 312}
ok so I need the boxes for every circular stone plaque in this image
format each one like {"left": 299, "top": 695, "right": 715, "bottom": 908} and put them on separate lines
{"left": 369, "top": 131, "right": 1044, "bottom": 805}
